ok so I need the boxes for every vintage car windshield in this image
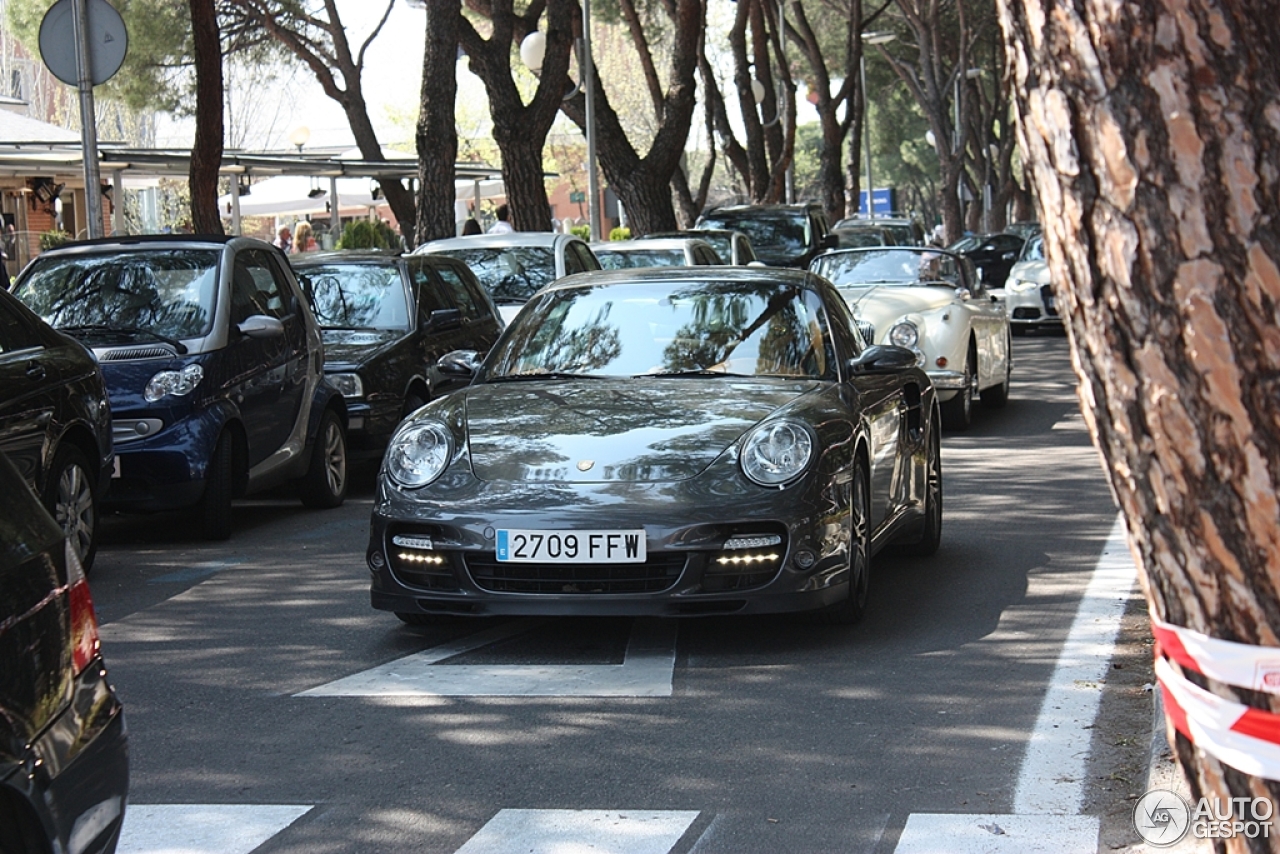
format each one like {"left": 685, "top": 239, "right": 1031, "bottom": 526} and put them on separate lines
{"left": 595, "top": 249, "right": 687, "bottom": 270}
{"left": 698, "top": 214, "right": 806, "bottom": 265}
{"left": 15, "top": 249, "right": 220, "bottom": 340}
{"left": 297, "top": 263, "right": 410, "bottom": 330}
{"left": 431, "top": 247, "right": 557, "bottom": 302}
{"left": 811, "top": 248, "right": 965, "bottom": 289}
{"left": 485, "top": 280, "right": 837, "bottom": 381}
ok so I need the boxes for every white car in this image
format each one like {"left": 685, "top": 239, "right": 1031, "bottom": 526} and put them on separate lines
{"left": 590, "top": 237, "right": 724, "bottom": 268}
{"left": 811, "top": 246, "right": 1012, "bottom": 430}
{"left": 995, "top": 231, "right": 1061, "bottom": 335}
{"left": 413, "top": 232, "right": 602, "bottom": 324}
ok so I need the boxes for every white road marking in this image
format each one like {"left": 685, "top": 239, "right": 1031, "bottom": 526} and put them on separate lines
{"left": 895, "top": 514, "right": 1137, "bottom": 852}
{"left": 116, "top": 804, "right": 312, "bottom": 854}
{"left": 298, "top": 618, "right": 678, "bottom": 698}
{"left": 454, "top": 809, "right": 700, "bottom": 854}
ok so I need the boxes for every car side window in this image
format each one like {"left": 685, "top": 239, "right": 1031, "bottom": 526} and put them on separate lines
{"left": 563, "top": 244, "right": 587, "bottom": 276}
{"left": 407, "top": 259, "right": 449, "bottom": 315}
{"left": 433, "top": 264, "right": 482, "bottom": 320}
{"left": 0, "top": 297, "right": 41, "bottom": 354}
{"left": 231, "top": 250, "right": 289, "bottom": 323}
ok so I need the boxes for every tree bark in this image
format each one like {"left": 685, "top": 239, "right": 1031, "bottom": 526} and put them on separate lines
{"left": 415, "top": 0, "right": 461, "bottom": 245}
{"left": 188, "top": 0, "right": 224, "bottom": 235}
{"left": 998, "top": 0, "right": 1280, "bottom": 836}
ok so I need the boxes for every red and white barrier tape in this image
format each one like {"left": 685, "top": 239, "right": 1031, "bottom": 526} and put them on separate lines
{"left": 1155, "top": 656, "right": 1280, "bottom": 780}
{"left": 1152, "top": 613, "right": 1280, "bottom": 695}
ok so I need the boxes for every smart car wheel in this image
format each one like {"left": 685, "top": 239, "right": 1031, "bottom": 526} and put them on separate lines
{"left": 814, "top": 457, "right": 870, "bottom": 626}
{"left": 900, "top": 415, "right": 942, "bottom": 556}
{"left": 198, "top": 431, "right": 235, "bottom": 541}
{"left": 941, "top": 348, "right": 975, "bottom": 431}
{"left": 44, "top": 445, "right": 98, "bottom": 571}
{"left": 300, "top": 410, "right": 348, "bottom": 508}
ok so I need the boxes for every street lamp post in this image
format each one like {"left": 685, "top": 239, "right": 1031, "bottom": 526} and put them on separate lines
{"left": 860, "top": 31, "right": 896, "bottom": 220}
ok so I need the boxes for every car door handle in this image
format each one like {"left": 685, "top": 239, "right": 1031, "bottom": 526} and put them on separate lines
{"left": 25, "top": 362, "right": 46, "bottom": 381}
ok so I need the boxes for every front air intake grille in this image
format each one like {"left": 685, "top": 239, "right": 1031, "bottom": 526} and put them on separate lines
{"left": 100, "top": 346, "right": 178, "bottom": 361}
{"left": 465, "top": 554, "right": 687, "bottom": 594}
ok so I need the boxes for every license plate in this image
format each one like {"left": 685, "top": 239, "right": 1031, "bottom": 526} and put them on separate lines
{"left": 496, "top": 529, "right": 646, "bottom": 563}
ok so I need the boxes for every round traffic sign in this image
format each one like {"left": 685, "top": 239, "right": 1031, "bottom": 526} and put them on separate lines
{"left": 39, "top": 0, "right": 128, "bottom": 87}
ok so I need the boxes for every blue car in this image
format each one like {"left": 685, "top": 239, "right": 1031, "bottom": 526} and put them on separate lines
{"left": 13, "top": 234, "right": 349, "bottom": 540}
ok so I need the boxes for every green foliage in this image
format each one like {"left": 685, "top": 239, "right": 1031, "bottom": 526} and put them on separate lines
{"left": 570, "top": 224, "right": 592, "bottom": 241}
{"left": 336, "top": 219, "right": 401, "bottom": 250}
{"left": 609, "top": 227, "right": 631, "bottom": 241}
{"left": 39, "top": 230, "right": 71, "bottom": 251}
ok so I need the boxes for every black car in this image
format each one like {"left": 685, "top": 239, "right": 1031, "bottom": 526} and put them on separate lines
{"left": 696, "top": 203, "right": 836, "bottom": 268}
{"left": 0, "top": 450, "right": 128, "bottom": 854}
{"left": 0, "top": 286, "right": 112, "bottom": 569}
{"left": 368, "top": 267, "right": 941, "bottom": 626}
{"left": 11, "top": 235, "right": 349, "bottom": 540}
{"left": 291, "top": 250, "right": 504, "bottom": 459}
{"left": 947, "top": 232, "right": 1026, "bottom": 289}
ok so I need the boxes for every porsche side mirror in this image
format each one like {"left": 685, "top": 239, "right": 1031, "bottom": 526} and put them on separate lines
{"left": 850, "top": 344, "right": 920, "bottom": 374}
{"left": 437, "top": 349, "right": 481, "bottom": 378}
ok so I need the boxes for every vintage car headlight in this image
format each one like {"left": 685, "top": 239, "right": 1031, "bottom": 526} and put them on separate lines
{"left": 328, "top": 372, "right": 364, "bottom": 399}
{"left": 888, "top": 320, "right": 920, "bottom": 350}
{"left": 144, "top": 364, "right": 203, "bottom": 402}
{"left": 741, "top": 420, "right": 814, "bottom": 487}
{"left": 385, "top": 420, "right": 453, "bottom": 488}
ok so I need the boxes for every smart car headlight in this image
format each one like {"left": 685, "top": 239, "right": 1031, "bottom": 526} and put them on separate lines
{"left": 888, "top": 320, "right": 920, "bottom": 350}
{"left": 741, "top": 420, "right": 814, "bottom": 487}
{"left": 328, "top": 372, "right": 364, "bottom": 399}
{"left": 385, "top": 420, "right": 453, "bottom": 488}
{"left": 144, "top": 364, "right": 204, "bottom": 402}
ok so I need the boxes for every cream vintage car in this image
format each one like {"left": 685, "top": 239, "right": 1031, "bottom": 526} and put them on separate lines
{"left": 810, "top": 246, "right": 1012, "bottom": 430}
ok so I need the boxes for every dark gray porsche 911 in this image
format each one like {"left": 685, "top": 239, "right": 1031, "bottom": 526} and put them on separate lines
{"left": 367, "top": 267, "right": 941, "bottom": 625}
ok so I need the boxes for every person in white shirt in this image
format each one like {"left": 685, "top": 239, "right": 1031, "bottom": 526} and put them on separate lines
{"left": 488, "top": 204, "right": 514, "bottom": 234}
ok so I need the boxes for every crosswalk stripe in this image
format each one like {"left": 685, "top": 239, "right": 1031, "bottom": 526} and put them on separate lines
{"left": 298, "top": 618, "right": 678, "bottom": 698}
{"left": 116, "top": 804, "right": 312, "bottom": 854}
{"left": 453, "top": 809, "right": 701, "bottom": 854}
{"left": 893, "top": 814, "right": 1099, "bottom": 853}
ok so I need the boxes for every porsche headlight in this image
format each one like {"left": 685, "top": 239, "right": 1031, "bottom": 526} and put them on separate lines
{"left": 328, "top": 372, "right": 364, "bottom": 399}
{"left": 888, "top": 321, "right": 920, "bottom": 350}
{"left": 144, "top": 364, "right": 204, "bottom": 402}
{"left": 741, "top": 420, "right": 814, "bottom": 487}
{"left": 385, "top": 420, "right": 453, "bottom": 488}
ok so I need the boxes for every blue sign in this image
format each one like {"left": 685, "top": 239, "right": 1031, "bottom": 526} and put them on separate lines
{"left": 858, "top": 188, "right": 896, "bottom": 216}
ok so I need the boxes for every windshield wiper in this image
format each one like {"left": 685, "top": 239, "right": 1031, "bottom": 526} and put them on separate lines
{"left": 59, "top": 324, "right": 188, "bottom": 354}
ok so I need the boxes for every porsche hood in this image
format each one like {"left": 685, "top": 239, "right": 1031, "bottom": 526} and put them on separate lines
{"left": 457, "top": 379, "right": 819, "bottom": 483}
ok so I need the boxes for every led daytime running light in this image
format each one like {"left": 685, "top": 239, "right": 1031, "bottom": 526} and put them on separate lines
{"left": 715, "top": 552, "right": 780, "bottom": 566}
{"left": 393, "top": 535, "right": 435, "bottom": 550}
{"left": 723, "top": 535, "right": 782, "bottom": 550}
{"left": 397, "top": 552, "right": 446, "bottom": 565}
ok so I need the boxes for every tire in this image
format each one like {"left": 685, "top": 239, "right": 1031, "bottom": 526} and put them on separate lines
{"left": 814, "top": 457, "right": 870, "bottom": 626}
{"left": 198, "top": 432, "right": 234, "bottom": 541}
{"left": 980, "top": 338, "right": 1011, "bottom": 408}
{"left": 43, "top": 445, "right": 99, "bottom": 572}
{"left": 941, "top": 348, "right": 976, "bottom": 431}
{"left": 300, "top": 410, "right": 348, "bottom": 508}
{"left": 900, "top": 415, "right": 942, "bottom": 556}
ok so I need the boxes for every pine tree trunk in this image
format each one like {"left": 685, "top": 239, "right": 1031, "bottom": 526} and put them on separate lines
{"left": 414, "top": 0, "right": 461, "bottom": 245}
{"left": 998, "top": 0, "right": 1280, "bottom": 840}
{"left": 188, "top": 0, "right": 223, "bottom": 235}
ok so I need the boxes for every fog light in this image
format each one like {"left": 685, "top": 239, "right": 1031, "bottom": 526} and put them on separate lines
{"left": 794, "top": 549, "right": 817, "bottom": 569}
{"left": 723, "top": 534, "right": 782, "bottom": 550}
{"left": 393, "top": 535, "right": 434, "bottom": 550}
{"left": 369, "top": 551, "right": 385, "bottom": 569}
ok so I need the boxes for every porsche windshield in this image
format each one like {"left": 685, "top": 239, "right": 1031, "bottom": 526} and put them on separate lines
{"left": 486, "top": 280, "right": 837, "bottom": 380}
{"left": 811, "top": 249, "right": 964, "bottom": 289}
{"left": 14, "top": 249, "right": 220, "bottom": 340}
{"left": 296, "top": 263, "right": 409, "bottom": 330}
{"left": 431, "top": 247, "right": 557, "bottom": 303}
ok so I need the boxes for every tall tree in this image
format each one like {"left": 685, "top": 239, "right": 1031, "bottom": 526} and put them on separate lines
{"left": 998, "top": 0, "right": 1280, "bottom": 830}
{"left": 414, "top": 0, "right": 462, "bottom": 245}
{"left": 188, "top": 0, "right": 225, "bottom": 234}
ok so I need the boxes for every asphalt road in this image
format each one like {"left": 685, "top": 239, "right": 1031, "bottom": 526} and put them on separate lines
{"left": 89, "top": 332, "right": 1142, "bottom": 854}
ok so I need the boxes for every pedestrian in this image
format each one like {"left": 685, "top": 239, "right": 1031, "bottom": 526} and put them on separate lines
{"left": 487, "top": 204, "right": 514, "bottom": 234}
{"left": 274, "top": 225, "right": 292, "bottom": 253}
{"left": 293, "top": 221, "right": 318, "bottom": 253}
{"left": 462, "top": 217, "right": 482, "bottom": 235}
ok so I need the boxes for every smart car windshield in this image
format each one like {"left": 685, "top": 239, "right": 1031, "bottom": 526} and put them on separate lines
{"left": 15, "top": 250, "right": 220, "bottom": 341}
{"left": 485, "top": 280, "right": 837, "bottom": 381}
{"left": 296, "top": 262, "right": 410, "bottom": 330}
{"left": 810, "top": 248, "right": 964, "bottom": 289}
{"left": 430, "top": 247, "right": 557, "bottom": 303}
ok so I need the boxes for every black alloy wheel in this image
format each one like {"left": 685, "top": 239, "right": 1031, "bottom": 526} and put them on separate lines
{"left": 815, "top": 457, "right": 870, "bottom": 626}
{"left": 300, "top": 410, "right": 348, "bottom": 508}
